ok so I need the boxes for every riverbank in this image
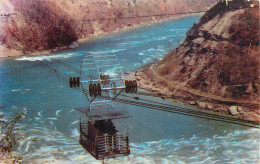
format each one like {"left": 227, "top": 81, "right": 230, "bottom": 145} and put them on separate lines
{"left": 0, "top": 12, "right": 203, "bottom": 59}
{"left": 0, "top": 42, "right": 79, "bottom": 59}
{"left": 127, "top": 1, "right": 260, "bottom": 123}
{"left": 126, "top": 65, "right": 260, "bottom": 123}
{"left": 1, "top": 0, "right": 218, "bottom": 58}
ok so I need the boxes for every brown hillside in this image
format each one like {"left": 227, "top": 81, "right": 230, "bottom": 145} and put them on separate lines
{"left": 0, "top": 0, "right": 217, "bottom": 56}
{"left": 136, "top": 0, "right": 260, "bottom": 121}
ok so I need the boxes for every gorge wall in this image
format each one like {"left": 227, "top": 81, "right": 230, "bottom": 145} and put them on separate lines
{"left": 137, "top": 0, "right": 259, "bottom": 121}
{"left": 0, "top": 0, "right": 217, "bottom": 56}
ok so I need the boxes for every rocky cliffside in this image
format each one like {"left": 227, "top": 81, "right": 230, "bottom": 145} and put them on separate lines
{"left": 0, "top": 0, "right": 217, "bottom": 57}
{"left": 135, "top": 0, "right": 260, "bottom": 121}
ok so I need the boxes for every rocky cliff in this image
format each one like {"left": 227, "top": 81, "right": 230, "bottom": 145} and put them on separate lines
{"left": 136, "top": 0, "right": 260, "bottom": 121}
{"left": 0, "top": 0, "right": 217, "bottom": 57}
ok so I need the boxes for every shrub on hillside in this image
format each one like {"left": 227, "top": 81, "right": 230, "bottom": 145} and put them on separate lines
{"left": 2, "top": 0, "right": 77, "bottom": 51}
{"left": 229, "top": 8, "right": 259, "bottom": 46}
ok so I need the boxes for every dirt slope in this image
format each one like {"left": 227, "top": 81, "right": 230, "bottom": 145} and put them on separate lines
{"left": 135, "top": 0, "right": 260, "bottom": 121}
{"left": 0, "top": 0, "right": 217, "bottom": 57}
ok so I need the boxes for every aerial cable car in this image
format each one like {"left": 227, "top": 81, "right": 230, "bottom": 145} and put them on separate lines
{"left": 76, "top": 103, "right": 131, "bottom": 160}
{"left": 73, "top": 52, "right": 137, "bottom": 160}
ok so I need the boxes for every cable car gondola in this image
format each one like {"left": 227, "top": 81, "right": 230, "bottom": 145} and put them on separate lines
{"left": 77, "top": 103, "right": 130, "bottom": 160}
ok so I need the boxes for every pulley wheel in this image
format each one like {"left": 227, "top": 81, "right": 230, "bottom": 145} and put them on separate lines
{"left": 125, "top": 80, "right": 129, "bottom": 87}
{"left": 76, "top": 77, "right": 80, "bottom": 87}
{"left": 129, "top": 81, "right": 134, "bottom": 93}
{"left": 73, "top": 77, "right": 76, "bottom": 87}
{"left": 133, "top": 80, "right": 137, "bottom": 92}
{"left": 93, "top": 84, "right": 97, "bottom": 97}
{"left": 69, "top": 77, "right": 73, "bottom": 88}
{"left": 89, "top": 84, "right": 93, "bottom": 96}
{"left": 97, "top": 83, "right": 101, "bottom": 96}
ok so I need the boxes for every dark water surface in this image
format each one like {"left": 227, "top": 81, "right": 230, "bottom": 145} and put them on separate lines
{"left": 0, "top": 15, "right": 259, "bottom": 163}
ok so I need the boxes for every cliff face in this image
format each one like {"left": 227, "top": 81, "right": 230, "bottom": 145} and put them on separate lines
{"left": 0, "top": 0, "right": 217, "bottom": 55}
{"left": 155, "top": 0, "right": 259, "bottom": 102}
{"left": 137, "top": 0, "right": 259, "bottom": 120}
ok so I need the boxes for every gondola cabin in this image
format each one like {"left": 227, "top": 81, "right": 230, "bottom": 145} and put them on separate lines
{"left": 77, "top": 104, "right": 130, "bottom": 160}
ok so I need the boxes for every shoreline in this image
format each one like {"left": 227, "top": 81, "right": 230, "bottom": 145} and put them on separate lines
{"left": 125, "top": 66, "right": 260, "bottom": 123}
{"left": 0, "top": 12, "right": 204, "bottom": 59}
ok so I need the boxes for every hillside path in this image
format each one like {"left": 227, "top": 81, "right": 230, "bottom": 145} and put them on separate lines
{"left": 151, "top": 65, "right": 260, "bottom": 105}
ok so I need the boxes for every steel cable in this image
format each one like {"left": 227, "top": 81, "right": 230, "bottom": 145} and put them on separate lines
{"left": 39, "top": 61, "right": 259, "bottom": 128}
{"left": 53, "top": 59, "right": 80, "bottom": 75}
{"left": 121, "top": 94, "right": 259, "bottom": 125}
{"left": 100, "top": 96, "right": 259, "bottom": 128}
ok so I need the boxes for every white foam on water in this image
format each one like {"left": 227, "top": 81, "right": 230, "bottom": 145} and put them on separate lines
{"left": 24, "top": 141, "right": 32, "bottom": 153}
{"left": 11, "top": 89, "right": 21, "bottom": 92}
{"left": 55, "top": 109, "right": 62, "bottom": 116}
{"left": 139, "top": 52, "right": 145, "bottom": 56}
{"left": 124, "top": 129, "right": 259, "bottom": 163}
{"left": 142, "top": 59, "right": 148, "bottom": 64}
{"left": 34, "top": 117, "right": 41, "bottom": 121}
{"left": 71, "top": 128, "right": 79, "bottom": 138}
{"left": 49, "top": 121, "right": 53, "bottom": 126}
{"left": 70, "top": 120, "right": 79, "bottom": 127}
{"left": 147, "top": 48, "right": 156, "bottom": 52}
{"left": 17, "top": 127, "right": 259, "bottom": 163}
{"left": 20, "top": 129, "right": 86, "bottom": 162}
{"left": 89, "top": 49, "right": 126, "bottom": 55}
{"left": 37, "top": 111, "right": 43, "bottom": 117}
{"left": 18, "top": 140, "right": 27, "bottom": 152}
{"left": 153, "top": 36, "right": 168, "bottom": 41}
{"left": 22, "top": 107, "right": 28, "bottom": 114}
{"left": 47, "top": 117, "right": 58, "bottom": 120}
{"left": 15, "top": 52, "right": 86, "bottom": 61}
{"left": 104, "top": 67, "right": 122, "bottom": 77}
{"left": 142, "top": 57, "right": 153, "bottom": 64}
{"left": 15, "top": 54, "right": 69, "bottom": 61}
